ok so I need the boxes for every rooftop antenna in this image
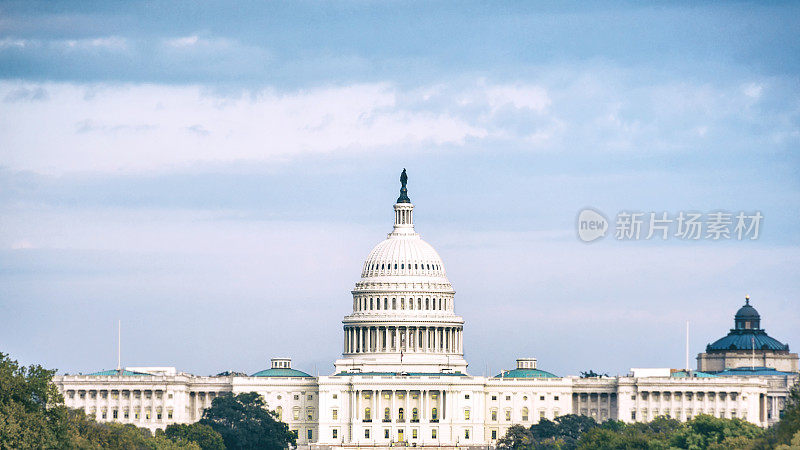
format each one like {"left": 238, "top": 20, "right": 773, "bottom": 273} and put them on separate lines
{"left": 685, "top": 320, "right": 690, "bottom": 371}
{"left": 117, "top": 319, "right": 121, "bottom": 373}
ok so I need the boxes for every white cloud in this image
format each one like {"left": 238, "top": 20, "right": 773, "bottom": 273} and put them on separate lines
{"left": 486, "top": 84, "right": 550, "bottom": 113}
{"left": 166, "top": 35, "right": 200, "bottom": 47}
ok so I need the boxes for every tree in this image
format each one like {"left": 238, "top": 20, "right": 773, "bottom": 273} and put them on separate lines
{"left": 497, "top": 424, "right": 533, "bottom": 449}
{"left": 669, "top": 414, "right": 764, "bottom": 449}
{"left": 200, "top": 391, "right": 296, "bottom": 450}
{"left": 165, "top": 423, "right": 225, "bottom": 450}
{"left": 775, "top": 383, "right": 800, "bottom": 446}
{"left": 0, "top": 352, "right": 71, "bottom": 449}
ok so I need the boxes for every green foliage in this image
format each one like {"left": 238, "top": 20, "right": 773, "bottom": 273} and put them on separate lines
{"left": 165, "top": 423, "right": 225, "bottom": 450}
{"left": 775, "top": 383, "right": 800, "bottom": 446}
{"left": 669, "top": 414, "right": 764, "bottom": 449}
{"left": 0, "top": 351, "right": 71, "bottom": 448}
{"left": 0, "top": 351, "right": 200, "bottom": 449}
{"left": 200, "top": 391, "right": 296, "bottom": 450}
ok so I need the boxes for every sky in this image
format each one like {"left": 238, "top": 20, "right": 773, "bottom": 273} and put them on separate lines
{"left": 1, "top": 1, "right": 798, "bottom": 378}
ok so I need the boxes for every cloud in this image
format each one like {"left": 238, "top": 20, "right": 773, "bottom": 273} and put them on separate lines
{"left": 166, "top": 35, "right": 200, "bottom": 47}
{"left": 0, "top": 71, "right": 798, "bottom": 174}
{"left": 3, "top": 86, "right": 48, "bottom": 102}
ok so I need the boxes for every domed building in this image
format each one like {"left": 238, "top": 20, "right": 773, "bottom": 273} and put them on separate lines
{"left": 697, "top": 296, "right": 798, "bottom": 374}
{"left": 53, "top": 171, "right": 797, "bottom": 446}
{"left": 334, "top": 169, "right": 467, "bottom": 375}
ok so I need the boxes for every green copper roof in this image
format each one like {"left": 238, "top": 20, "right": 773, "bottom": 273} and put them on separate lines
{"left": 495, "top": 368, "right": 558, "bottom": 379}
{"left": 86, "top": 369, "right": 152, "bottom": 376}
{"left": 670, "top": 370, "right": 717, "bottom": 378}
{"left": 715, "top": 366, "right": 797, "bottom": 377}
{"left": 251, "top": 368, "right": 312, "bottom": 378}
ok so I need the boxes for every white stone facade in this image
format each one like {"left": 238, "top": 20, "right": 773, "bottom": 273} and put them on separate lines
{"left": 54, "top": 177, "right": 797, "bottom": 447}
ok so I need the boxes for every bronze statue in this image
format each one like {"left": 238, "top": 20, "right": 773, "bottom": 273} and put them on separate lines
{"left": 397, "top": 168, "right": 410, "bottom": 203}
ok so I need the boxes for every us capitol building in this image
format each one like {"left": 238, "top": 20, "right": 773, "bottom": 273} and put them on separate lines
{"left": 55, "top": 171, "right": 798, "bottom": 448}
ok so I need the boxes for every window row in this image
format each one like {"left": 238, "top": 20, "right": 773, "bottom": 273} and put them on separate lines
{"left": 354, "top": 296, "right": 451, "bottom": 312}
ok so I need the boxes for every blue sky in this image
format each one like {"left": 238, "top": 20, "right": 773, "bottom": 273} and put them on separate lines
{"left": 1, "top": 1, "right": 798, "bottom": 377}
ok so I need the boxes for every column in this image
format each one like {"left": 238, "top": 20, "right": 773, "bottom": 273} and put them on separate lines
{"left": 366, "top": 327, "right": 371, "bottom": 353}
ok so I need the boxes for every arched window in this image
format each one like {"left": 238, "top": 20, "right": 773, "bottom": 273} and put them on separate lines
{"left": 392, "top": 299, "right": 397, "bottom": 309}
{"left": 394, "top": 264, "right": 397, "bottom": 270}
{"left": 409, "top": 300, "right": 413, "bottom": 310}
{"left": 384, "top": 298, "right": 388, "bottom": 309}
{"left": 377, "top": 299, "right": 381, "bottom": 310}
{"left": 418, "top": 298, "right": 422, "bottom": 309}
{"left": 401, "top": 298, "right": 405, "bottom": 309}
{"left": 464, "top": 409, "right": 470, "bottom": 420}
{"left": 401, "top": 263, "right": 404, "bottom": 269}
{"left": 431, "top": 407, "right": 438, "bottom": 421}
{"left": 412, "top": 408, "right": 419, "bottom": 422}
{"left": 522, "top": 407, "right": 529, "bottom": 421}
{"left": 415, "top": 264, "right": 418, "bottom": 269}
{"left": 384, "top": 407, "right": 391, "bottom": 422}
{"left": 491, "top": 408, "right": 497, "bottom": 421}
{"left": 381, "top": 264, "right": 384, "bottom": 270}
{"left": 398, "top": 407, "right": 405, "bottom": 422}
{"left": 370, "top": 298, "right": 374, "bottom": 310}
{"left": 364, "top": 407, "right": 371, "bottom": 421}
{"left": 426, "top": 298, "right": 430, "bottom": 309}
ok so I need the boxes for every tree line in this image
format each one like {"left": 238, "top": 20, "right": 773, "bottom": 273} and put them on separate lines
{"left": 0, "top": 352, "right": 295, "bottom": 449}
{"left": 497, "top": 385, "right": 800, "bottom": 449}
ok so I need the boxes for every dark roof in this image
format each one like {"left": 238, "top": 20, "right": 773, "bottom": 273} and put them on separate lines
{"left": 715, "top": 366, "right": 797, "bottom": 377}
{"left": 735, "top": 303, "right": 760, "bottom": 320}
{"left": 251, "top": 368, "right": 312, "bottom": 378}
{"left": 707, "top": 329, "right": 789, "bottom": 352}
{"left": 86, "top": 369, "right": 153, "bottom": 376}
{"left": 494, "top": 368, "right": 559, "bottom": 379}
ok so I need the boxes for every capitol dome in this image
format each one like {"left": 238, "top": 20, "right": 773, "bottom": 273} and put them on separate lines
{"left": 335, "top": 169, "right": 467, "bottom": 375}
{"left": 360, "top": 229, "right": 447, "bottom": 280}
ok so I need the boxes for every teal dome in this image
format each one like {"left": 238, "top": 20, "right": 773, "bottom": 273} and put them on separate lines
{"left": 494, "top": 368, "right": 558, "bottom": 379}
{"left": 251, "top": 367, "right": 312, "bottom": 378}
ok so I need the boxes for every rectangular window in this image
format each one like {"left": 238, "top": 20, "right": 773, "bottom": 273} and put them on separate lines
{"left": 308, "top": 394, "right": 313, "bottom": 400}
{"left": 124, "top": 410, "right": 129, "bottom": 419}
{"left": 168, "top": 410, "right": 173, "bottom": 419}
{"left": 112, "top": 410, "right": 117, "bottom": 419}
{"left": 412, "top": 429, "right": 418, "bottom": 439}
{"left": 294, "top": 395, "right": 299, "bottom": 400}
{"left": 102, "top": 410, "right": 107, "bottom": 419}
{"left": 332, "top": 409, "right": 338, "bottom": 420}
{"left": 307, "top": 429, "right": 313, "bottom": 440}
{"left": 432, "top": 429, "right": 437, "bottom": 439}
{"left": 332, "top": 429, "right": 338, "bottom": 439}
{"left": 307, "top": 408, "right": 314, "bottom": 420}
{"left": 157, "top": 412, "right": 162, "bottom": 420}
{"left": 464, "top": 410, "right": 470, "bottom": 420}
{"left": 491, "top": 410, "right": 497, "bottom": 421}
{"left": 505, "top": 396, "right": 511, "bottom": 401}
{"left": 554, "top": 396, "right": 559, "bottom": 401}
{"left": 491, "top": 430, "right": 497, "bottom": 440}
{"left": 631, "top": 411, "right": 636, "bottom": 420}
{"left": 384, "top": 429, "right": 390, "bottom": 439}
{"left": 294, "top": 409, "right": 300, "bottom": 420}
{"left": 505, "top": 410, "right": 511, "bottom": 421}
{"left": 465, "top": 394, "right": 470, "bottom": 399}
{"left": 332, "top": 394, "right": 338, "bottom": 399}
{"left": 540, "top": 396, "right": 545, "bottom": 401}
{"left": 464, "top": 429, "right": 470, "bottom": 439}
{"left": 540, "top": 411, "right": 545, "bottom": 419}
{"left": 365, "top": 429, "right": 370, "bottom": 439}
{"left": 492, "top": 395, "right": 497, "bottom": 401}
